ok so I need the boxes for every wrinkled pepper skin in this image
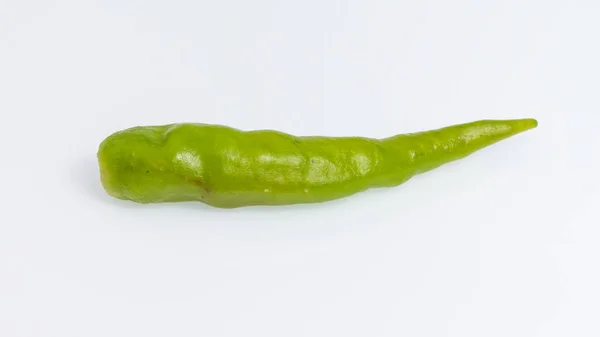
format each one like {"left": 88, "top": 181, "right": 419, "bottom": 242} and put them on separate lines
{"left": 97, "top": 119, "right": 537, "bottom": 208}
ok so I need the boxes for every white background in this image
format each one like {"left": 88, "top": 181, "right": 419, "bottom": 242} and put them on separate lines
{"left": 1, "top": 1, "right": 599, "bottom": 336}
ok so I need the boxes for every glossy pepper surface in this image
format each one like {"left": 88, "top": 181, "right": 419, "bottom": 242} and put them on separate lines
{"left": 97, "top": 118, "right": 537, "bottom": 208}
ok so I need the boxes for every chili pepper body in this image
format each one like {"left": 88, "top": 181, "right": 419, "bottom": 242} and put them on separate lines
{"left": 97, "top": 119, "right": 537, "bottom": 208}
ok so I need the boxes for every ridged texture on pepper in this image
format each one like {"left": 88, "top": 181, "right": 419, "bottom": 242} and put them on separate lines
{"left": 97, "top": 119, "right": 537, "bottom": 208}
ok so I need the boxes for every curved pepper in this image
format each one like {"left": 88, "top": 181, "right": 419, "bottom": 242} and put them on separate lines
{"left": 97, "top": 118, "right": 537, "bottom": 208}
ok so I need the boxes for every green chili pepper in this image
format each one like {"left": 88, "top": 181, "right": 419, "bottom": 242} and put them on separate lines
{"left": 97, "top": 118, "right": 537, "bottom": 208}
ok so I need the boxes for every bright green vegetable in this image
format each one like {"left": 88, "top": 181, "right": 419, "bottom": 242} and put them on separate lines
{"left": 97, "top": 118, "right": 537, "bottom": 208}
